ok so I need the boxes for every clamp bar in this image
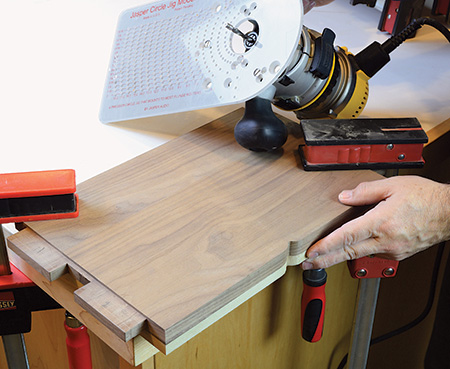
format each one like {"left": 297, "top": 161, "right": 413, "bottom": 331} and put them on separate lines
{"left": 2, "top": 334, "right": 30, "bottom": 369}
{"left": 348, "top": 277, "right": 380, "bottom": 368}
{"left": 1, "top": 226, "right": 30, "bottom": 369}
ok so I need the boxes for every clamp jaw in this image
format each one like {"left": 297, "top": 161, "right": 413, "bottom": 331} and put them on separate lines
{"left": 348, "top": 256, "right": 399, "bottom": 279}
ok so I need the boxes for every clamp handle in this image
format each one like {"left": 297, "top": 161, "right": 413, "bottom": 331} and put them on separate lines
{"left": 301, "top": 268, "right": 327, "bottom": 342}
{"left": 65, "top": 312, "right": 92, "bottom": 369}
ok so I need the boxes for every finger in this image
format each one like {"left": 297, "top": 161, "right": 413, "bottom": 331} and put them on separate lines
{"left": 338, "top": 179, "right": 393, "bottom": 206}
{"left": 302, "top": 237, "right": 382, "bottom": 269}
{"left": 306, "top": 208, "right": 382, "bottom": 259}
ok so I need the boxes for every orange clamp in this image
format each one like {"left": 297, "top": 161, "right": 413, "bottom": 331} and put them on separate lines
{"left": 0, "top": 169, "right": 79, "bottom": 224}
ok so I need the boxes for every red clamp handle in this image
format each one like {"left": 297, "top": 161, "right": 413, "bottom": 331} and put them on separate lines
{"left": 64, "top": 313, "right": 92, "bottom": 369}
{"left": 301, "top": 268, "right": 327, "bottom": 342}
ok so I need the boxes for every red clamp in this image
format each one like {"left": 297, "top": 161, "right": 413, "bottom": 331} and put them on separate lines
{"left": 0, "top": 263, "right": 60, "bottom": 336}
{"left": 378, "top": 0, "right": 425, "bottom": 35}
{"left": 301, "top": 269, "right": 327, "bottom": 342}
{"left": 298, "top": 118, "right": 427, "bottom": 171}
{"left": 65, "top": 312, "right": 93, "bottom": 369}
{"left": 348, "top": 256, "right": 399, "bottom": 279}
{"left": 0, "top": 169, "right": 79, "bottom": 224}
{"left": 432, "top": 0, "right": 450, "bottom": 22}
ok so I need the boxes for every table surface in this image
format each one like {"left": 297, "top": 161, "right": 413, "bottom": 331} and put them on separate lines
{"left": 1, "top": 0, "right": 449, "bottom": 182}
{"left": 2, "top": 0, "right": 449, "bottom": 361}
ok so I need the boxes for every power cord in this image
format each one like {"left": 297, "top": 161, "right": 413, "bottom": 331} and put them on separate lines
{"left": 354, "top": 17, "right": 450, "bottom": 78}
{"left": 336, "top": 242, "right": 446, "bottom": 369}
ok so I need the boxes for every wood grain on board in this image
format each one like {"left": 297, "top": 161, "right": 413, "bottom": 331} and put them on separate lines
{"left": 8, "top": 109, "right": 381, "bottom": 351}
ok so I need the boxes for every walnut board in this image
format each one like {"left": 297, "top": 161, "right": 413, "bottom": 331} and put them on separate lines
{"left": 8, "top": 109, "right": 381, "bottom": 353}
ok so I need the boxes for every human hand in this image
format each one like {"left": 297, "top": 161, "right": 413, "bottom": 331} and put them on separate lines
{"left": 302, "top": 176, "right": 450, "bottom": 270}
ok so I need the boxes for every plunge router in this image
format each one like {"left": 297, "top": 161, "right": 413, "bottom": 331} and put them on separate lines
{"left": 99, "top": 0, "right": 449, "bottom": 154}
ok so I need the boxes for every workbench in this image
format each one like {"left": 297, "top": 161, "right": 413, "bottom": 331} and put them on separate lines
{"left": 1, "top": 0, "right": 449, "bottom": 368}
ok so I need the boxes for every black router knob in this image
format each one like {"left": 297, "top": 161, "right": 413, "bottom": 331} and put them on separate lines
{"left": 234, "top": 97, "right": 288, "bottom": 152}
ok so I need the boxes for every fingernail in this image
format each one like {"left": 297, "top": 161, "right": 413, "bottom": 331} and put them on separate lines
{"left": 307, "top": 252, "right": 319, "bottom": 259}
{"left": 339, "top": 190, "right": 352, "bottom": 201}
{"left": 302, "top": 262, "right": 313, "bottom": 270}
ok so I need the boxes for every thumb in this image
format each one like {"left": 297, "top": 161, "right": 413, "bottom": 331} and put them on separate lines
{"left": 338, "top": 180, "right": 391, "bottom": 206}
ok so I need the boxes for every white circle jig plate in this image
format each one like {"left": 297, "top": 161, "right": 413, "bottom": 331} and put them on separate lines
{"left": 100, "top": 0, "right": 303, "bottom": 123}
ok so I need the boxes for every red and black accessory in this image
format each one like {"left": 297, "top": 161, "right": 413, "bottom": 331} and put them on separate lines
{"left": 432, "top": 0, "right": 450, "bottom": 22}
{"left": 378, "top": 0, "right": 425, "bottom": 36}
{"left": 301, "top": 268, "right": 327, "bottom": 342}
{"left": 298, "top": 117, "right": 428, "bottom": 171}
{"left": 0, "top": 169, "right": 79, "bottom": 224}
{"left": 0, "top": 169, "right": 84, "bottom": 368}
{"left": 0, "top": 263, "right": 61, "bottom": 336}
